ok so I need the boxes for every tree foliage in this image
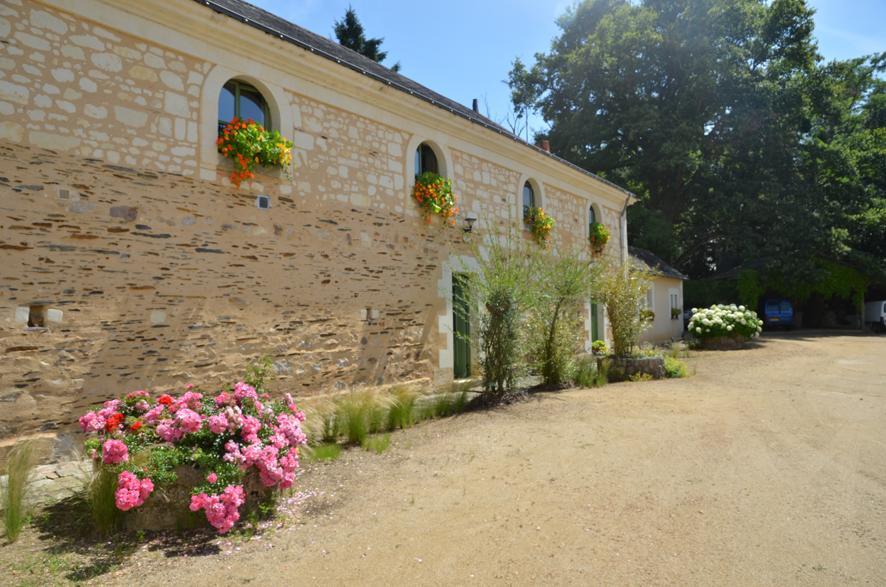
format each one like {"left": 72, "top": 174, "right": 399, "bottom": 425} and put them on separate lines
{"left": 510, "top": 0, "right": 885, "bottom": 289}
{"left": 334, "top": 6, "right": 401, "bottom": 72}
{"left": 591, "top": 256, "right": 653, "bottom": 357}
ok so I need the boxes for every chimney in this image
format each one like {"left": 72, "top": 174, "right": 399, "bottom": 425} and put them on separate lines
{"left": 541, "top": 139, "right": 551, "bottom": 153}
{"left": 471, "top": 98, "right": 479, "bottom": 113}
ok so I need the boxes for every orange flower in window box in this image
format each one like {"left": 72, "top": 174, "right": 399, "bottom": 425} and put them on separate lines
{"left": 217, "top": 117, "right": 293, "bottom": 187}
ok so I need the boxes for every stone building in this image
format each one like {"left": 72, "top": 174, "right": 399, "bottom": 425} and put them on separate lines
{"left": 0, "top": 0, "right": 634, "bottom": 457}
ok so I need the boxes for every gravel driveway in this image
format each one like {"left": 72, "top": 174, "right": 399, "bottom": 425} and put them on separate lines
{"left": 85, "top": 333, "right": 886, "bottom": 584}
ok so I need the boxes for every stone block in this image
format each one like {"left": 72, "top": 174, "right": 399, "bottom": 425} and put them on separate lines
{"left": 14, "top": 306, "right": 29, "bottom": 324}
{"left": 110, "top": 205, "right": 137, "bottom": 221}
{"left": 46, "top": 308, "right": 63, "bottom": 323}
{"left": 150, "top": 310, "right": 166, "bottom": 325}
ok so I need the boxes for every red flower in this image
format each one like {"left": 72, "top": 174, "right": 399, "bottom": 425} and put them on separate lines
{"left": 158, "top": 394, "right": 174, "bottom": 406}
{"left": 130, "top": 421, "right": 143, "bottom": 432}
{"left": 105, "top": 412, "right": 124, "bottom": 432}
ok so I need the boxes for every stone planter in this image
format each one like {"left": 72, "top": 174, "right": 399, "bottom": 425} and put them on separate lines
{"left": 122, "top": 465, "right": 272, "bottom": 532}
{"left": 600, "top": 356, "right": 665, "bottom": 382}
{"left": 698, "top": 335, "right": 749, "bottom": 350}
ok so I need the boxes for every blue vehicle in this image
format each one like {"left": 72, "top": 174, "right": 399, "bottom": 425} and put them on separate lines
{"left": 763, "top": 299, "right": 793, "bottom": 329}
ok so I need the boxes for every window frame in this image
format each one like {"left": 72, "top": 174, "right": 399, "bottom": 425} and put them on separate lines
{"left": 218, "top": 79, "right": 271, "bottom": 134}
{"left": 415, "top": 143, "right": 439, "bottom": 177}
{"left": 522, "top": 181, "right": 536, "bottom": 223}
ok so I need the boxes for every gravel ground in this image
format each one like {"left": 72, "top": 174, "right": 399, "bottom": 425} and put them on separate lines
{"left": 5, "top": 332, "right": 886, "bottom": 585}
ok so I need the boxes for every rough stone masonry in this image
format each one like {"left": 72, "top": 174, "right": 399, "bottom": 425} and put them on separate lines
{"left": 0, "top": 0, "right": 627, "bottom": 464}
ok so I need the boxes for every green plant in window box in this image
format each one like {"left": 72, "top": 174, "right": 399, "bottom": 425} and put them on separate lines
{"left": 524, "top": 206, "right": 554, "bottom": 245}
{"left": 217, "top": 117, "right": 294, "bottom": 187}
{"left": 640, "top": 308, "right": 655, "bottom": 322}
{"left": 589, "top": 222, "right": 610, "bottom": 254}
{"left": 413, "top": 171, "right": 458, "bottom": 225}
{"left": 671, "top": 307, "right": 682, "bottom": 320}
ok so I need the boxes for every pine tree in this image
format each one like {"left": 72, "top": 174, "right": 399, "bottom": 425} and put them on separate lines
{"left": 334, "top": 6, "right": 400, "bottom": 72}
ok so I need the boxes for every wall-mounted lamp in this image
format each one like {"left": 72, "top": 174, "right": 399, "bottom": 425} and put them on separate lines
{"left": 463, "top": 212, "right": 478, "bottom": 233}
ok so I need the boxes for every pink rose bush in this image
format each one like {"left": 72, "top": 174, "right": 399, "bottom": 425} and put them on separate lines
{"left": 80, "top": 377, "right": 308, "bottom": 534}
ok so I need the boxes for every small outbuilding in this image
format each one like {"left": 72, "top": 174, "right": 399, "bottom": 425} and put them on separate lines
{"left": 631, "top": 247, "right": 688, "bottom": 343}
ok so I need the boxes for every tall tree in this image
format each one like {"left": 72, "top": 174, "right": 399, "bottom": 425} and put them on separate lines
{"left": 509, "top": 0, "right": 884, "bottom": 285}
{"left": 334, "top": 6, "right": 400, "bottom": 72}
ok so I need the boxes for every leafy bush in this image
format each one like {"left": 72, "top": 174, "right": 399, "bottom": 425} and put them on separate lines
{"left": 688, "top": 304, "right": 763, "bottom": 339}
{"left": 217, "top": 118, "right": 293, "bottom": 187}
{"left": 78, "top": 377, "right": 308, "bottom": 534}
{"left": 664, "top": 356, "right": 689, "bottom": 378}
{"left": 3, "top": 441, "right": 35, "bottom": 542}
{"left": 462, "top": 232, "right": 534, "bottom": 404}
{"left": 529, "top": 253, "right": 592, "bottom": 387}
{"left": 571, "top": 356, "right": 606, "bottom": 388}
{"left": 592, "top": 257, "right": 653, "bottom": 356}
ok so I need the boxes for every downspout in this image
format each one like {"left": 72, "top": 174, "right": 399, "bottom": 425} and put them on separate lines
{"left": 620, "top": 193, "right": 631, "bottom": 265}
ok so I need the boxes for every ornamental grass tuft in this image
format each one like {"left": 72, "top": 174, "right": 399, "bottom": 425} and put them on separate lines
{"left": 3, "top": 441, "right": 35, "bottom": 543}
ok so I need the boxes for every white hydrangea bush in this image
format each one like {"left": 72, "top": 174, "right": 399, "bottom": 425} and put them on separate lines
{"left": 688, "top": 304, "right": 763, "bottom": 340}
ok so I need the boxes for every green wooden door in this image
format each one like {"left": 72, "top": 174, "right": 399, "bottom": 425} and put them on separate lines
{"left": 591, "top": 300, "right": 600, "bottom": 341}
{"left": 452, "top": 273, "right": 471, "bottom": 379}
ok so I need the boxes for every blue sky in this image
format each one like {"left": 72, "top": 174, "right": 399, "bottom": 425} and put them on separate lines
{"left": 250, "top": 0, "right": 885, "bottom": 135}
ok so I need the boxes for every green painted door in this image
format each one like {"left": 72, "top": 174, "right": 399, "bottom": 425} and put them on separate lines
{"left": 452, "top": 273, "right": 471, "bottom": 379}
{"left": 591, "top": 300, "right": 600, "bottom": 341}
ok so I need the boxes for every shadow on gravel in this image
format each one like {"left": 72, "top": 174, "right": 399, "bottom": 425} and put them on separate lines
{"left": 33, "top": 493, "right": 220, "bottom": 582}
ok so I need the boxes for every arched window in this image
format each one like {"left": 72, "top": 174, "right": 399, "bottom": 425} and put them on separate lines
{"left": 415, "top": 143, "right": 439, "bottom": 176}
{"left": 218, "top": 79, "right": 270, "bottom": 133}
{"left": 522, "top": 181, "right": 535, "bottom": 222}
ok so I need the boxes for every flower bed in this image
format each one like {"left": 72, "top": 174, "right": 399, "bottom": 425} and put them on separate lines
{"left": 217, "top": 117, "right": 294, "bottom": 187}
{"left": 688, "top": 304, "right": 762, "bottom": 347}
{"left": 589, "top": 222, "right": 609, "bottom": 254}
{"left": 80, "top": 382, "right": 307, "bottom": 534}
{"left": 524, "top": 206, "right": 554, "bottom": 245}
{"left": 413, "top": 171, "right": 458, "bottom": 224}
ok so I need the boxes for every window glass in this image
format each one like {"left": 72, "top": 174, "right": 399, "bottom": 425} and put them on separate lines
{"left": 218, "top": 84, "right": 235, "bottom": 125}
{"left": 523, "top": 182, "right": 535, "bottom": 221}
{"left": 218, "top": 80, "right": 269, "bottom": 131}
{"left": 416, "top": 144, "right": 438, "bottom": 176}
{"left": 239, "top": 86, "right": 267, "bottom": 126}
{"left": 589, "top": 205, "right": 596, "bottom": 226}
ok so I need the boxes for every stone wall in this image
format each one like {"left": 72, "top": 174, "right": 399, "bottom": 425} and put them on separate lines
{"left": 0, "top": 0, "right": 630, "bottom": 462}
{"left": 0, "top": 0, "right": 205, "bottom": 174}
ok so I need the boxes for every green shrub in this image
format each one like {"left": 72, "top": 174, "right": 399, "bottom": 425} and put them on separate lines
{"left": 591, "top": 257, "right": 653, "bottom": 356}
{"left": 320, "top": 411, "right": 338, "bottom": 444}
{"left": 460, "top": 231, "right": 534, "bottom": 404}
{"left": 88, "top": 467, "right": 121, "bottom": 536}
{"left": 3, "top": 441, "right": 35, "bottom": 542}
{"left": 529, "top": 253, "right": 592, "bottom": 387}
{"left": 664, "top": 356, "right": 689, "bottom": 378}
{"left": 334, "top": 392, "right": 379, "bottom": 446}
{"left": 386, "top": 388, "right": 417, "bottom": 430}
{"left": 305, "top": 443, "right": 342, "bottom": 462}
{"left": 571, "top": 356, "right": 598, "bottom": 388}
{"left": 361, "top": 434, "right": 391, "bottom": 455}
{"left": 628, "top": 372, "right": 654, "bottom": 382}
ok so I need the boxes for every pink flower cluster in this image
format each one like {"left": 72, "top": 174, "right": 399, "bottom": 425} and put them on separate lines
{"left": 78, "top": 399, "right": 124, "bottom": 433}
{"left": 79, "top": 380, "right": 308, "bottom": 534}
{"left": 115, "top": 471, "right": 154, "bottom": 511}
{"left": 189, "top": 485, "right": 246, "bottom": 533}
{"left": 102, "top": 439, "right": 129, "bottom": 464}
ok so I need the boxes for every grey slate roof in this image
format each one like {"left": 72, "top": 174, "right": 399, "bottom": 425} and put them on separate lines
{"left": 630, "top": 247, "right": 688, "bottom": 280}
{"left": 193, "top": 0, "right": 636, "bottom": 199}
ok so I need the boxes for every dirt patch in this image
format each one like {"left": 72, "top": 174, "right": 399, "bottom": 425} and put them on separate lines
{"left": 3, "top": 333, "right": 885, "bottom": 585}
